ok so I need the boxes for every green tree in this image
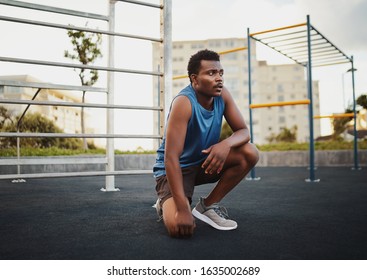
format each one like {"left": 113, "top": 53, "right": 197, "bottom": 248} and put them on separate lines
{"left": 0, "top": 107, "right": 82, "bottom": 149}
{"left": 357, "top": 94, "right": 367, "bottom": 109}
{"left": 331, "top": 109, "right": 353, "bottom": 140}
{"left": 64, "top": 24, "right": 102, "bottom": 150}
{"left": 0, "top": 105, "right": 14, "bottom": 128}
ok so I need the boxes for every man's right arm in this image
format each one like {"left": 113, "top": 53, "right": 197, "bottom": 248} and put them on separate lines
{"left": 164, "top": 95, "right": 195, "bottom": 236}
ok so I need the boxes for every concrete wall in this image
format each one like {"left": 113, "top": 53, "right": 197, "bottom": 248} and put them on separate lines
{"left": 258, "top": 150, "right": 367, "bottom": 167}
{"left": 0, "top": 150, "right": 366, "bottom": 175}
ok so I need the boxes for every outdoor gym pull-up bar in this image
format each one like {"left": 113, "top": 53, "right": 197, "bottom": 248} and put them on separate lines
{"left": 250, "top": 99, "right": 310, "bottom": 109}
{"left": 247, "top": 15, "right": 358, "bottom": 182}
{"left": 314, "top": 113, "right": 354, "bottom": 119}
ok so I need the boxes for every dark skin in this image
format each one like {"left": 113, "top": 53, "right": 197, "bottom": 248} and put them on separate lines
{"left": 162, "top": 60, "right": 253, "bottom": 238}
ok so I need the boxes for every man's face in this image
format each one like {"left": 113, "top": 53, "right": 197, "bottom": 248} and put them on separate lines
{"left": 192, "top": 60, "right": 224, "bottom": 97}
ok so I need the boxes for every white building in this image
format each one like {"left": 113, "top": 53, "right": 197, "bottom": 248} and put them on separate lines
{"left": 153, "top": 38, "right": 321, "bottom": 145}
{"left": 0, "top": 75, "right": 93, "bottom": 135}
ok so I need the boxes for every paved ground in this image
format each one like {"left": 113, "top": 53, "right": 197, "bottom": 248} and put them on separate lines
{"left": 0, "top": 167, "right": 366, "bottom": 260}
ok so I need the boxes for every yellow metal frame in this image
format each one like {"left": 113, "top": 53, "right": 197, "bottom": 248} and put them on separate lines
{"left": 249, "top": 23, "right": 307, "bottom": 37}
{"left": 250, "top": 99, "right": 310, "bottom": 109}
{"left": 172, "top": 46, "right": 248, "bottom": 80}
{"left": 218, "top": 46, "right": 247, "bottom": 55}
{"left": 314, "top": 113, "right": 354, "bottom": 119}
{"left": 172, "top": 74, "right": 188, "bottom": 81}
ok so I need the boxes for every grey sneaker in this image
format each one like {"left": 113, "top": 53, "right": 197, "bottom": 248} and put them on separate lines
{"left": 192, "top": 197, "right": 237, "bottom": 230}
{"left": 153, "top": 198, "right": 163, "bottom": 222}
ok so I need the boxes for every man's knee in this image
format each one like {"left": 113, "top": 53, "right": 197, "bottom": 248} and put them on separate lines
{"left": 239, "top": 142, "right": 259, "bottom": 168}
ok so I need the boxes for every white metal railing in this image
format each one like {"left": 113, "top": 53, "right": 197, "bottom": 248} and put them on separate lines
{"left": 0, "top": 0, "right": 172, "bottom": 188}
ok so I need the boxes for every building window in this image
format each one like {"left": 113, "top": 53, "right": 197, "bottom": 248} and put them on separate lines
{"left": 192, "top": 43, "right": 204, "bottom": 49}
{"left": 7, "top": 86, "right": 21, "bottom": 93}
{"left": 277, "top": 84, "right": 284, "bottom": 92}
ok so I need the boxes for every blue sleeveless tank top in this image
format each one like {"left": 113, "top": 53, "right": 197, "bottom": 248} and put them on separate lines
{"left": 153, "top": 84, "right": 225, "bottom": 178}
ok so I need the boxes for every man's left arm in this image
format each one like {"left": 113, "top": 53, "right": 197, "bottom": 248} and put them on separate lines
{"left": 201, "top": 87, "right": 250, "bottom": 174}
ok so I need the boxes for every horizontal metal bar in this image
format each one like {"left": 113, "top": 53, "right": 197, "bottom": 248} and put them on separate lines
{"left": 250, "top": 99, "right": 310, "bottom": 109}
{"left": 116, "top": 0, "right": 163, "bottom": 9}
{"left": 277, "top": 41, "right": 328, "bottom": 53}
{"left": 0, "top": 56, "right": 162, "bottom": 76}
{"left": 309, "top": 55, "right": 350, "bottom": 63}
{"left": 0, "top": 170, "right": 153, "bottom": 180}
{"left": 0, "top": 99, "right": 163, "bottom": 111}
{"left": 0, "top": 132, "right": 162, "bottom": 139}
{"left": 0, "top": 79, "right": 107, "bottom": 92}
{"left": 254, "top": 29, "right": 307, "bottom": 41}
{"left": 172, "top": 74, "right": 188, "bottom": 80}
{"left": 314, "top": 113, "right": 354, "bottom": 119}
{"left": 0, "top": 15, "right": 162, "bottom": 42}
{"left": 313, "top": 60, "right": 351, "bottom": 67}
{"left": 293, "top": 51, "right": 343, "bottom": 61}
{"left": 218, "top": 46, "right": 247, "bottom": 55}
{"left": 172, "top": 47, "right": 248, "bottom": 80}
{"left": 250, "top": 22, "right": 307, "bottom": 37}
{"left": 272, "top": 37, "right": 326, "bottom": 49}
{"left": 0, "top": 0, "right": 109, "bottom": 21}
{"left": 311, "top": 24, "right": 351, "bottom": 61}
{"left": 252, "top": 38, "right": 306, "bottom": 67}
{"left": 292, "top": 48, "right": 339, "bottom": 59}
{"left": 0, "top": 157, "right": 107, "bottom": 166}
{"left": 263, "top": 33, "right": 319, "bottom": 45}
{"left": 297, "top": 58, "right": 350, "bottom": 66}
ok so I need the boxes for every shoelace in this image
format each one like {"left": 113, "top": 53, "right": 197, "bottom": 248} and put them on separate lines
{"left": 212, "top": 205, "right": 230, "bottom": 219}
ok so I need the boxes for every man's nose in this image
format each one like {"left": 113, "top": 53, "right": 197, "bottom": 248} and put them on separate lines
{"left": 215, "top": 74, "right": 223, "bottom": 82}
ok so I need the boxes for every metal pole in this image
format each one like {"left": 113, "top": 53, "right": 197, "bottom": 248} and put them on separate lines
{"left": 305, "top": 15, "right": 319, "bottom": 182}
{"left": 246, "top": 28, "right": 260, "bottom": 181}
{"left": 351, "top": 56, "right": 360, "bottom": 170}
{"left": 103, "top": 0, "right": 119, "bottom": 192}
{"left": 157, "top": 64, "right": 162, "bottom": 147}
{"left": 16, "top": 129, "right": 20, "bottom": 176}
{"left": 13, "top": 88, "right": 41, "bottom": 183}
{"left": 160, "top": 0, "right": 172, "bottom": 134}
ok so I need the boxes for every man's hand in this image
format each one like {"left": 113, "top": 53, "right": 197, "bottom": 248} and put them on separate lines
{"left": 201, "top": 141, "right": 231, "bottom": 175}
{"left": 172, "top": 209, "right": 196, "bottom": 238}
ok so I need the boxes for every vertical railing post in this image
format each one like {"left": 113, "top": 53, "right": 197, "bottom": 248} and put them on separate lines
{"left": 305, "top": 15, "right": 319, "bottom": 182}
{"left": 350, "top": 56, "right": 360, "bottom": 170}
{"left": 103, "top": 0, "right": 119, "bottom": 192}
{"left": 246, "top": 28, "right": 260, "bottom": 181}
{"left": 159, "top": 0, "right": 172, "bottom": 136}
{"left": 12, "top": 88, "right": 41, "bottom": 183}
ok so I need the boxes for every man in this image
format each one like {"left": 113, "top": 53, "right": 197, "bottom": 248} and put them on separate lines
{"left": 153, "top": 49, "right": 259, "bottom": 238}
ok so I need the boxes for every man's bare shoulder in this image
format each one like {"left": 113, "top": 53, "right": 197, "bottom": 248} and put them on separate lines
{"left": 170, "top": 95, "right": 192, "bottom": 120}
{"left": 221, "top": 86, "right": 233, "bottom": 103}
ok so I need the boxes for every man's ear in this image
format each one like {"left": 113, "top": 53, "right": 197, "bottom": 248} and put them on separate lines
{"left": 190, "top": 74, "right": 197, "bottom": 84}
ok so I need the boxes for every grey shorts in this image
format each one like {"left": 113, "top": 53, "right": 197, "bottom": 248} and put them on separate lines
{"left": 155, "top": 164, "right": 221, "bottom": 206}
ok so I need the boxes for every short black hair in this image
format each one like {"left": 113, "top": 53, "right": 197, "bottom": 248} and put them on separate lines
{"left": 187, "top": 49, "right": 220, "bottom": 82}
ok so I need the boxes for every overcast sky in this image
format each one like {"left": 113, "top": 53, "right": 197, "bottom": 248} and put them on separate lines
{"left": 1, "top": 0, "right": 366, "bottom": 149}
